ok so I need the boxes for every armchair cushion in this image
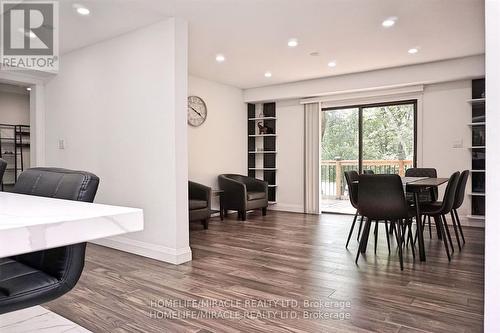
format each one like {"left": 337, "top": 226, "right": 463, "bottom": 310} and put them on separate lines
{"left": 247, "top": 191, "right": 266, "bottom": 201}
{"left": 189, "top": 199, "right": 208, "bottom": 210}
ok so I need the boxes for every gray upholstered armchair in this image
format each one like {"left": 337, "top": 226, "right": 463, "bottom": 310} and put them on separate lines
{"left": 189, "top": 181, "right": 211, "bottom": 229}
{"left": 218, "top": 174, "right": 268, "bottom": 221}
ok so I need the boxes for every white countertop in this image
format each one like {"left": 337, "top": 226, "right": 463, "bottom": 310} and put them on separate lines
{"left": 0, "top": 192, "right": 143, "bottom": 258}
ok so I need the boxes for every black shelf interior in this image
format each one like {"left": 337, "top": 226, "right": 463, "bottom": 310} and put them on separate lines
{"left": 470, "top": 78, "right": 485, "bottom": 217}
{"left": 248, "top": 102, "right": 277, "bottom": 202}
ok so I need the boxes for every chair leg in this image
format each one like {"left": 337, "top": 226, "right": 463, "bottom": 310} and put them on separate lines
{"left": 442, "top": 215, "right": 454, "bottom": 253}
{"left": 346, "top": 211, "right": 358, "bottom": 248}
{"left": 224, "top": 209, "right": 228, "bottom": 217}
{"left": 241, "top": 210, "right": 247, "bottom": 221}
{"left": 437, "top": 216, "right": 451, "bottom": 261}
{"left": 454, "top": 209, "right": 466, "bottom": 244}
{"left": 434, "top": 216, "right": 443, "bottom": 240}
{"left": 356, "top": 219, "right": 372, "bottom": 264}
{"left": 427, "top": 215, "right": 432, "bottom": 239}
{"left": 396, "top": 219, "right": 404, "bottom": 270}
{"left": 389, "top": 220, "right": 394, "bottom": 235}
{"left": 357, "top": 216, "right": 364, "bottom": 240}
{"left": 407, "top": 222, "right": 416, "bottom": 259}
{"left": 374, "top": 221, "right": 379, "bottom": 254}
{"left": 262, "top": 207, "right": 267, "bottom": 216}
{"left": 450, "top": 210, "right": 462, "bottom": 251}
{"left": 202, "top": 219, "right": 209, "bottom": 229}
{"left": 384, "top": 220, "right": 391, "bottom": 253}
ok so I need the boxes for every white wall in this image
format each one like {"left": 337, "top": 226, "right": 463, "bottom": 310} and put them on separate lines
{"left": 485, "top": 0, "right": 499, "bottom": 330}
{"left": 44, "top": 18, "right": 191, "bottom": 264}
{"left": 188, "top": 75, "right": 246, "bottom": 205}
{"left": 0, "top": 88, "right": 30, "bottom": 125}
{"left": 267, "top": 79, "right": 478, "bottom": 219}
{"left": 421, "top": 80, "right": 472, "bottom": 217}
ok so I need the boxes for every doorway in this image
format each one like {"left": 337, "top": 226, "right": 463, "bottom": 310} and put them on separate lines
{"left": 321, "top": 100, "right": 417, "bottom": 213}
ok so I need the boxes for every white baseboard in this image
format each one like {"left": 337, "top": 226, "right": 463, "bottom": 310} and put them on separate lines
{"left": 91, "top": 236, "right": 192, "bottom": 265}
{"left": 269, "top": 203, "right": 304, "bottom": 213}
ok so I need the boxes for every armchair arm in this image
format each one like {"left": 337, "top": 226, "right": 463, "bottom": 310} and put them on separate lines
{"left": 218, "top": 175, "right": 247, "bottom": 210}
{"left": 244, "top": 177, "right": 268, "bottom": 193}
{"left": 189, "top": 181, "right": 211, "bottom": 203}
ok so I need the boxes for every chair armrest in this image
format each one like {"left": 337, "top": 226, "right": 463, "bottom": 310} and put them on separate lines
{"left": 189, "top": 181, "right": 211, "bottom": 203}
{"left": 218, "top": 175, "right": 247, "bottom": 209}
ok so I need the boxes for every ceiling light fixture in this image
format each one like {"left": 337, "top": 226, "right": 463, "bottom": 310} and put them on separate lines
{"left": 408, "top": 48, "right": 419, "bottom": 54}
{"left": 264, "top": 71, "right": 272, "bottom": 78}
{"left": 215, "top": 54, "right": 225, "bottom": 63}
{"left": 26, "top": 87, "right": 31, "bottom": 91}
{"left": 287, "top": 38, "right": 298, "bottom": 47}
{"left": 73, "top": 4, "right": 90, "bottom": 16}
{"left": 382, "top": 17, "right": 397, "bottom": 28}
{"left": 328, "top": 61, "right": 337, "bottom": 68}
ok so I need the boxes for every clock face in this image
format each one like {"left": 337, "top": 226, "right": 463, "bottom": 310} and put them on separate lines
{"left": 187, "top": 96, "right": 207, "bottom": 127}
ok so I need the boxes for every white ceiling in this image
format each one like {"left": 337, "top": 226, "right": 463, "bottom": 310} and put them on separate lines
{"left": 58, "top": 0, "right": 485, "bottom": 89}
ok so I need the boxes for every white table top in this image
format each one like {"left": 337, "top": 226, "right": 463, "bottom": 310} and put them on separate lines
{"left": 0, "top": 192, "right": 143, "bottom": 258}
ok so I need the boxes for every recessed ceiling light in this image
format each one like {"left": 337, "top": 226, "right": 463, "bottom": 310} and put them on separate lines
{"left": 73, "top": 4, "right": 90, "bottom": 15}
{"left": 215, "top": 54, "right": 225, "bottom": 63}
{"left": 287, "top": 38, "right": 298, "bottom": 47}
{"left": 26, "top": 87, "right": 31, "bottom": 91}
{"left": 264, "top": 72, "right": 272, "bottom": 78}
{"left": 408, "top": 48, "right": 419, "bottom": 54}
{"left": 328, "top": 61, "right": 337, "bottom": 68}
{"left": 382, "top": 17, "right": 398, "bottom": 28}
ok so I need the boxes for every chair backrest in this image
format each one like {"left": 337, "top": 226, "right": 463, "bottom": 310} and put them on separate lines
{"left": 363, "top": 170, "right": 375, "bottom": 175}
{"left": 440, "top": 171, "right": 461, "bottom": 214}
{"left": 344, "top": 170, "right": 359, "bottom": 208}
{"left": 405, "top": 167, "right": 438, "bottom": 201}
{"left": 358, "top": 174, "right": 408, "bottom": 220}
{"left": 12, "top": 168, "right": 99, "bottom": 280}
{"left": 12, "top": 167, "right": 99, "bottom": 202}
{"left": 453, "top": 170, "right": 470, "bottom": 209}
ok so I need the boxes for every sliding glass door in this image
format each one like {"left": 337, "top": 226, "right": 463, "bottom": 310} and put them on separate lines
{"left": 321, "top": 100, "right": 417, "bottom": 213}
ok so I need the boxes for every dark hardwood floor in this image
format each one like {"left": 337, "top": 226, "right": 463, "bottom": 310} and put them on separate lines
{"left": 46, "top": 211, "right": 484, "bottom": 332}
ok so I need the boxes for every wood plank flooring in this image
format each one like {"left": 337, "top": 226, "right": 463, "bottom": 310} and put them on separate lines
{"left": 45, "top": 211, "right": 484, "bottom": 332}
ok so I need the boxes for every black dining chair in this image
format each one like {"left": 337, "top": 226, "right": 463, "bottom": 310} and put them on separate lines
{"left": 0, "top": 168, "right": 99, "bottom": 314}
{"left": 356, "top": 174, "right": 416, "bottom": 270}
{"left": 420, "top": 171, "right": 460, "bottom": 261}
{"left": 450, "top": 170, "right": 469, "bottom": 246}
{"left": 344, "top": 171, "right": 365, "bottom": 248}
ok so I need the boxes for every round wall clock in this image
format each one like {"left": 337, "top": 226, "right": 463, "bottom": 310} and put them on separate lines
{"left": 187, "top": 96, "right": 207, "bottom": 127}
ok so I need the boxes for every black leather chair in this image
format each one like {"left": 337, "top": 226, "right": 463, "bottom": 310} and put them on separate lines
{"left": 344, "top": 170, "right": 364, "bottom": 248}
{"left": 420, "top": 171, "right": 460, "bottom": 261}
{"left": 451, "top": 170, "right": 469, "bottom": 246}
{"left": 218, "top": 174, "right": 268, "bottom": 221}
{"left": 356, "top": 174, "right": 416, "bottom": 270}
{"left": 0, "top": 168, "right": 99, "bottom": 314}
{"left": 0, "top": 158, "right": 7, "bottom": 191}
{"left": 189, "top": 181, "right": 211, "bottom": 229}
{"left": 405, "top": 167, "right": 438, "bottom": 202}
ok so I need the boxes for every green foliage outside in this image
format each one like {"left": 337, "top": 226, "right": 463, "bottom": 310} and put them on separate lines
{"left": 321, "top": 104, "right": 415, "bottom": 162}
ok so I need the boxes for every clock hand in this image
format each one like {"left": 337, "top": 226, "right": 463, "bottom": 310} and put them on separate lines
{"left": 189, "top": 106, "right": 203, "bottom": 117}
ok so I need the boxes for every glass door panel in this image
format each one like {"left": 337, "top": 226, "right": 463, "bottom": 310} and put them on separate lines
{"left": 320, "top": 108, "right": 358, "bottom": 214}
{"left": 361, "top": 103, "right": 415, "bottom": 175}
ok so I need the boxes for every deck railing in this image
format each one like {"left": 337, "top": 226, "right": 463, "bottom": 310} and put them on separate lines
{"left": 321, "top": 159, "right": 413, "bottom": 199}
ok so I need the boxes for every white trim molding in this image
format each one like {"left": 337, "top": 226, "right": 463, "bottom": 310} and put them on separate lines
{"left": 92, "top": 236, "right": 192, "bottom": 265}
